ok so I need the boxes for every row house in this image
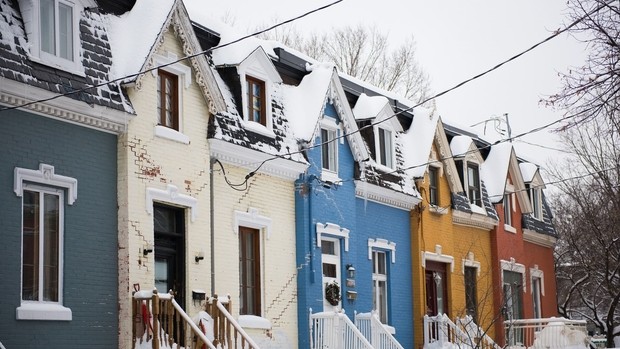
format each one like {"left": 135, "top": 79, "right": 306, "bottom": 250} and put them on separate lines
{"left": 0, "top": 0, "right": 133, "bottom": 347}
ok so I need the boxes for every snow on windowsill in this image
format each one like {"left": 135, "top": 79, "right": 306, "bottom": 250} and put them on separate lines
{"left": 321, "top": 170, "right": 341, "bottom": 185}
{"left": 504, "top": 224, "right": 517, "bottom": 234}
{"left": 429, "top": 205, "right": 448, "bottom": 215}
{"left": 238, "top": 315, "right": 272, "bottom": 330}
{"left": 16, "top": 302, "right": 72, "bottom": 321}
{"left": 155, "top": 125, "right": 190, "bottom": 144}
{"left": 242, "top": 119, "right": 276, "bottom": 139}
{"left": 469, "top": 203, "right": 486, "bottom": 215}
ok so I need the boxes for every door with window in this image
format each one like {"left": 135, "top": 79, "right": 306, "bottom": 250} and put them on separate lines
{"left": 425, "top": 261, "right": 449, "bottom": 316}
{"left": 321, "top": 238, "right": 341, "bottom": 311}
{"left": 503, "top": 271, "right": 524, "bottom": 346}
{"left": 154, "top": 204, "right": 186, "bottom": 308}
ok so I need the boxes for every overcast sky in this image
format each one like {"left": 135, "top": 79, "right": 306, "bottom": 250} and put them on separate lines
{"left": 200, "top": 0, "right": 588, "bottom": 167}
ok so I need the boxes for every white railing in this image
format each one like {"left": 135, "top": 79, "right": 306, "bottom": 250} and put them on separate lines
{"left": 424, "top": 313, "right": 475, "bottom": 349}
{"left": 504, "top": 317, "right": 588, "bottom": 349}
{"left": 310, "top": 309, "right": 374, "bottom": 349}
{"left": 456, "top": 315, "right": 502, "bottom": 349}
{"left": 204, "top": 295, "right": 260, "bottom": 349}
{"left": 355, "top": 311, "right": 404, "bottom": 349}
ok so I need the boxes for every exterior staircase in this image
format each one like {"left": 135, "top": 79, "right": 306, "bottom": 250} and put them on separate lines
{"left": 423, "top": 313, "right": 501, "bottom": 349}
{"left": 309, "top": 309, "right": 405, "bottom": 349}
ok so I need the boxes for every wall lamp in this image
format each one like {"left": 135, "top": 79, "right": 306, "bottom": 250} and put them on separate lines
{"left": 143, "top": 244, "right": 154, "bottom": 256}
{"left": 346, "top": 264, "right": 356, "bottom": 279}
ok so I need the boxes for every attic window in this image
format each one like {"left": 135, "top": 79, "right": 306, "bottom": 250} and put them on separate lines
{"left": 530, "top": 186, "right": 542, "bottom": 220}
{"left": 429, "top": 166, "right": 439, "bottom": 206}
{"left": 466, "top": 163, "right": 482, "bottom": 207}
{"left": 157, "top": 70, "right": 179, "bottom": 131}
{"left": 246, "top": 76, "right": 266, "bottom": 126}
{"left": 377, "top": 128, "right": 394, "bottom": 168}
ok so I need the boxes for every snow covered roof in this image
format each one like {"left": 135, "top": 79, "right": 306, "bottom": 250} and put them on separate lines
{"left": 450, "top": 135, "right": 474, "bottom": 157}
{"left": 480, "top": 142, "right": 513, "bottom": 203}
{"left": 353, "top": 94, "right": 391, "bottom": 120}
{"left": 401, "top": 108, "right": 439, "bottom": 179}
{"left": 519, "top": 162, "right": 539, "bottom": 183}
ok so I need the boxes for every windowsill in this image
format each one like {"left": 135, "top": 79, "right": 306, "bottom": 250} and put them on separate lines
{"left": 504, "top": 224, "right": 517, "bottom": 234}
{"left": 29, "top": 54, "right": 85, "bottom": 77}
{"left": 321, "top": 170, "right": 341, "bottom": 184}
{"left": 469, "top": 203, "right": 486, "bottom": 215}
{"left": 155, "top": 125, "right": 190, "bottom": 144}
{"left": 242, "top": 119, "right": 276, "bottom": 139}
{"left": 374, "top": 162, "right": 395, "bottom": 174}
{"left": 17, "top": 303, "right": 72, "bottom": 321}
{"left": 429, "top": 205, "right": 448, "bottom": 215}
{"left": 238, "top": 315, "right": 272, "bottom": 330}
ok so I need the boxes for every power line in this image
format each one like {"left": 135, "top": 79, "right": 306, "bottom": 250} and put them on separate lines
{"left": 0, "top": 0, "right": 344, "bottom": 113}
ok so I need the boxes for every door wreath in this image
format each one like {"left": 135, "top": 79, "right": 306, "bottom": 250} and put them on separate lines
{"left": 325, "top": 281, "right": 341, "bottom": 306}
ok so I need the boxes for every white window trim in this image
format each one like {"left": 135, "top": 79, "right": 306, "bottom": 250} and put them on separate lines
{"left": 368, "top": 238, "right": 396, "bottom": 263}
{"left": 14, "top": 163, "right": 78, "bottom": 205}
{"left": 152, "top": 52, "right": 191, "bottom": 142}
{"left": 17, "top": 184, "right": 71, "bottom": 321}
{"left": 462, "top": 252, "right": 481, "bottom": 276}
{"left": 146, "top": 184, "right": 197, "bottom": 222}
{"left": 371, "top": 250, "right": 389, "bottom": 324}
{"left": 530, "top": 265, "right": 545, "bottom": 296}
{"left": 23, "top": 0, "right": 84, "bottom": 74}
{"left": 234, "top": 207, "right": 272, "bottom": 239}
{"left": 421, "top": 244, "right": 454, "bottom": 272}
{"left": 374, "top": 126, "right": 395, "bottom": 170}
{"left": 240, "top": 71, "right": 272, "bottom": 130}
{"left": 316, "top": 222, "right": 349, "bottom": 252}
{"left": 456, "top": 157, "right": 485, "bottom": 214}
{"left": 320, "top": 116, "right": 341, "bottom": 183}
{"left": 500, "top": 258, "right": 527, "bottom": 293}
{"left": 530, "top": 187, "right": 543, "bottom": 220}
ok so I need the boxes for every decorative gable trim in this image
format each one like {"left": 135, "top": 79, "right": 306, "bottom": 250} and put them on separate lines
{"left": 354, "top": 181, "right": 421, "bottom": 210}
{"left": 368, "top": 238, "right": 396, "bottom": 263}
{"left": 434, "top": 120, "right": 463, "bottom": 193}
{"left": 146, "top": 184, "right": 197, "bottom": 222}
{"left": 134, "top": 1, "right": 226, "bottom": 114}
{"left": 330, "top": 73, "right": 369, "bottom": 163}
{"left": 421, "top": 244, "right": 454, "bottom": 272}
{"left": 209, "top": 138, "right": 307, "bottom": 180}
{"left": 507, "top": 149, "right": 532, "bottom": 213}
{"left": 14, "top": 163, "right": 78, "bottom": 205}
{"left": 316, "top": 222, "right": 349, "bottom": 251}
{"left": 522, "top": 229, "right": 557, "bottom": 248}
{"left": 234, "top": 207, "right": 272, "bottom": 239}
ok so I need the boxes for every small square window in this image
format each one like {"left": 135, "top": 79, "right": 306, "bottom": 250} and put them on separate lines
{"left": 321, "top": 127, "right": 338, "bottom": 172}
{"left": 157, "top": 70, "right": 179, "bottom": 131}
{"left": 429, "top": 167, "right": 439, "bottom": 206}
{"left": 246, "top": 76, "right": 266, "bottom": 126}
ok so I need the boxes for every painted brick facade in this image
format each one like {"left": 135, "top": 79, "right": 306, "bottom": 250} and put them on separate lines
{"left": 0, "top": 110, "right": 119, "bottom": 348}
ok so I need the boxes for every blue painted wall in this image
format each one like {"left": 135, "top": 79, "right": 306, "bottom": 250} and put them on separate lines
{"left": 295, "top": 102, "right": 414, "bottom": 348}
{"left": 0, "top": 110, "right": 119, "bottom": 349}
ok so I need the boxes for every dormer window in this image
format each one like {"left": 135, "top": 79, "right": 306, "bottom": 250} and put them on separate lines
{"left": 246, "top": 76, "right": 266, "bottom": 126}
{"left": 321, "top": 127, "right": 337, "bottom": 172}
{"left": 429, "top": 166, "right": 439, "bottom": 206}
{"left": 530, "top": 186, "right": 542, "bottom": 220}
{"left": 466, "top": 163, "right": 481, "bottom": 206}
{"left": 377, "top": 128, "right": 394, "bottom": 168}
{"left": 157, "top": 70, "right": 179, "bottom": 130}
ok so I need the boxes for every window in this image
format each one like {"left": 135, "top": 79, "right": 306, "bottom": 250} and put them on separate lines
{"left": 530, "top": 187, "right": 542, "bottom": 220}
{"left": 157, "top": 70, "right": 179, "bottom": 131}
{"left": 321, "top": 127, "right": 338, "bottom": 172}
{"left": 429, "top": 167, "right": 439, "bottom": 206}
{"left": 372, "top": 251, "right": 388, "bottom": 323}
{"left": 39, "top": 0, "right": 75, "bottom": 62}
{"left": 246, "top": 76, "right": 266, "bottom": 126}
{"left": 504, "top": 193, "right": 512, "bottom": 226}
{"left": 467, "top": 163, "right": 481, "bottom": 206}
{"left": 377, "top": 128, "right": 393, "bottom": 168}
{"left": 22, "top": 187, "right": 62, "bottom": 304}
{"left": 532, "top": 277, "right": 542, "bottom": 319}
{"left": 239, "top": 227, "right": 261, "bottom": 316}
{"left": 502, "top": 270, "right": 523, "bottom": 320}
{"left": 464, "top": 266, "right": 477, "bottom": 321}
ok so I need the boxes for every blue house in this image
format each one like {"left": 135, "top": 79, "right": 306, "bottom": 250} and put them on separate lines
{"left": 286, "top": 49, "right": 421, "bottom": 348}
{"left": 0, "top": 0, "right": 133, "bottom": 347}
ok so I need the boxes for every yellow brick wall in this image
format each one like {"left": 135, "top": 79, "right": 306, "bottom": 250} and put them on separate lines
{"left": 412, "top": 143, "right": 495, "bottom": 348}
{"left": 118, "top": 27, "right": 213, "bottom": 348}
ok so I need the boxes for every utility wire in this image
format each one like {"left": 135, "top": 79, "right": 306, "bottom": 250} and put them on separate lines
{"left": 0, "top": 0, "right": 344, "bottom": 113}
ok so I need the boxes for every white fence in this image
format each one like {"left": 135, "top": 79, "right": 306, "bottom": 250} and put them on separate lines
{"left": 504, "top": 317, "right": 588, "bottom": 349}
{"left": 309, "top": 309, "right": 373, "bottom": 349}
{"left": 355, "top": 311, "right": 404, "bottom": 349}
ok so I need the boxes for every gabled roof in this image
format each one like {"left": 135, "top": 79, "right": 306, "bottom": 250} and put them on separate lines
{"left": 108, "top": 0, "right": 226, "bottom": 113}
{"left": 0, "top": 0, "right": 132, "bottom": 132}
{"left": 481, "top": 143, "right": 531, "bottom": 212}
{"left": 401, "top": 110, "right": 440, "bottom": 179}
{"left": 352, "top": 94, "right": 403, "bottom": 132}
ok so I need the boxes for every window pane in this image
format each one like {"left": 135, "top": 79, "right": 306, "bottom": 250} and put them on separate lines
{"left": 239, "top": 228, "right": 260, "bottom": 315}
{"left": 43, "top": 193, "right": 59, "bottom": 302}
{"left": 58, "top": 3, "right": 73, "bottom": 60}
{"left": 322, "top": 263, "right": 337, "bottom": 278}
{"left": 465, "top": 267, "right": 477, "bottom": 320}
{"left": 504, "top": 194, "right": 512, "bottom": 225}
{"left": 379, "top": 129, "right": 393, "bottom": 168}
{"left": 321, "top": 240, "right": 335, "bottom": 255}
{"left": 22, "top": 191, "right": 40, "bottom": 301}
{"left": 321, "top": 128, "right": 337, "bottom": 171}
{"left": 154, "top": 259, "right": 168, "bottom": 293}
{"left": 376, "top": 252, "right": 386, "bottom": 275}
{"left": 40, "top": 0, "right": 55, "bottom": 54}
{"left": 378, "top": 280, "right": 387, "bottom": 323}
{"left": 429, "top": 167, "right": 438, "bottom": 205}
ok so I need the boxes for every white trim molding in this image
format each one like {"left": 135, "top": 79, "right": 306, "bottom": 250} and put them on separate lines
{"left": 316, "top": 222, "right": 349, "bottom": 252}
{"left": 523, "top": 229, "right": 557, "bottom": 248}
{"left": 146, "top": 184, "right": 197, "bottom": 222}
{"left": 421, "top": 244, "right": 454, "bottom": 272}
{"left": 500, "top": 258, "right": 527, "bottom": 293}
{"left": 452, "top": 209, "right": 497, "bottom": 230}
{"left": 16, "top": 303, "right": 72, "bottom": 321}
{"left": 354, "top": 181, "right": 421, "bottom": 210}
{"left": 234, "top": 207, "right": 272, "bottom": 239}
{"left": 14, "top": 163, "right": 78, "bottom": 204}
{"left": 368, "top": 238, "right": 396, "bottom": 263}
{"left": 530, "top": 265, "right": 545, "bottom": 296}
{"left": 462, "top": 252, "right": 481, "bottom": 276}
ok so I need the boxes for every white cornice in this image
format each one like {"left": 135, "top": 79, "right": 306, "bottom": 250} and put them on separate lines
{"left": 354, "top": 180, "right": 420, "bottom": 210}
{"left": 523, "top": 229, "right": 557, "bottom": 248}
{"left": 14, "top": 164, "right": 78, "bottom": 205}
{"left": 452, "top": 209, "right": 497, "bottom": 230}
{"left": 0, "top": 77, "right": 132, "bottom": 134}
{"left": 146, "top": 184, "right": 197, "bottom": 222}
{"left": 209, "top": 138, "right": 307, "bottom": 181}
